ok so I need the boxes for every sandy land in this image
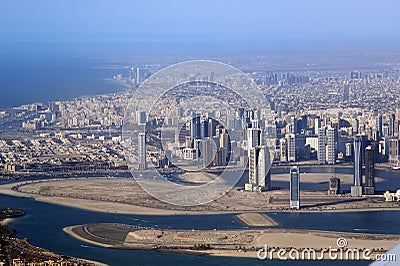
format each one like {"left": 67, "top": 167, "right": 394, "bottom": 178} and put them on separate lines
{"left": 177, "top": 172, "right": 218, "bottom": 183}
{"left": 65, "top": 223, "right": 400, "bottom": 259}
{"left": 0, "top": 217, "right": 13, "bottom": 225}
{"left": 236, "top": 213, "right": 279, "bottom": 226}
{"left": 1, "top": 177, "right": 399, "bottom": 216}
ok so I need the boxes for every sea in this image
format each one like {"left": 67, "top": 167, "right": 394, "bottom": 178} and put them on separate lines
{"left": 0, "top": 42, "right": 127, "bottom": 109}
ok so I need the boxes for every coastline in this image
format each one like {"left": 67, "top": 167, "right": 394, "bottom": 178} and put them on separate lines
{"left": 1, "top": 179, "right": 400, "bottom": 216}
{"left": 0, "top": 217, "right": 14, "bottom": 225}
{"left": 64, "top": 223, "right": 400, "bottom": 260}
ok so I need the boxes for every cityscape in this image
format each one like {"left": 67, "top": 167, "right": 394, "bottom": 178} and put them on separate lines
{"left": 1, "top": 0, "right": 400, "bottom": 265}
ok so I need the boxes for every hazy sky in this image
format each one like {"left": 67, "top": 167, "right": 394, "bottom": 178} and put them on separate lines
{"left": 1, "top": 0, "right": 400, "bottom": 53}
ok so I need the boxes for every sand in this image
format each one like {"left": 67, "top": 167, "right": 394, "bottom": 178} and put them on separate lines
{"left": 236, "top": 213, "right": 279, "bottom": 226}
{"left": 0, "top": 217, "right": 13, "bottom": 225}
{"left": 0, "top": 177, "right": 398, "bottom": 216}
{"left": 64, "top": 223, "right": 400, "bottom": 259}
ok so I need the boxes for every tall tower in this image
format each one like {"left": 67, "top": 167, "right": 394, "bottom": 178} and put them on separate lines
{"left": 136, "top": 67, "right": 141, "bottom": 84}
{"left": 248, "top": 145, "right": 271, "bottom": 190}
{"left": 248, "top": 147, "right": 258, "bottom": 185}
{"left": 285, "top": 133, "right": 296, "bottom": 162}
{"left": 389, "top": 138, "right": 399, "bottom": 164}
{"left": 290, "top": 167, "right": 300, "bottom": 209}
{"left": 257, "top": 146, "right": 271, "bottom": 190}
{"left": 190, "top": 114, "right": 201, "bottom": 146}
{"left": 351, "top": 137, "right": 362, "bottom": 197}
{"left": 200, "top": 119, "right": 209, "bottom": 138}
{"left": 376, "top": 114, "right": 383, "bottom": 140}
{"left": 138, "top": 132, "right": 146, "bottom": 170}
{"left": 247, "top": 126, "right": 261, "bottom": 149}
{"left": 314, "top": 117, "right": 321, "bottom": 136}
{"left": 318, "top": 127, "right": 326, "bottom": 164}
{"left": 279, "top": 138, "right": 288, "bottom": 162}
{"left": 389, "top": 114, "right": 395, "bottom": 137}
{"left": 364, "top": 145, "right": 375, "bottom": 195}
{"left": 326, "top": 126, "right": 336, "bottom": 165}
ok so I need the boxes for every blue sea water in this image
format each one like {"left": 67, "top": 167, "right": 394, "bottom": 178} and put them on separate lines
{"left": 0, "top": 42, "right": 126, "bottom": 109}
{"left": 1, "top": 192, "right": 397, "bottom": 266}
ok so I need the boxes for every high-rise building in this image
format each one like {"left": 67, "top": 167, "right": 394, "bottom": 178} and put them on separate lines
{"left": 200, "top": 119, "right": 209, "bottom": 138}
{"left": 364, "top": 145, "right": 375, "bottom": 195}
{"left": 290, "top": 167, "right": 300, "bottom": 209}
{"left": 345, "top": 142, "right": 352, "bottom": 157}
{"left": 351, "top": 137, "right": 363, "bottom": 197}
{"left": 286, "top": 133, "right": 296, "bottom": 162}
{"left": 389, "top": 138, "right": 399, "bottom": 164}
{"left": 248, "top": 146, "right": 270, "bottom": 190}
{"left": 257, "top": 146, "right": 271, "bottom": 190}
{"left": 326, "top": 126, "right": 336, "bottom": 165}
{"left": 318, "top": 127, "right": 326, "bottom": 164}
{"left": 219, "top": 128, "right": 229, "bottom": 162}
{"left": 280, "top": 138, "right": 288, "bottom": 162}
{"left": 190, "top": 114, "right": 201, "bottom": 145}
{"left": 352, "top": 119, "right": 359, "bottom": 135}
{"left": 136, "top": 67, "right": 141, "bottom": 84}
{"left": 247, "top": 126, "right": 261, "bottom": 149}
{"left": 376, "top": 114, "right": 383, "bottom": 140}
{"left": 200, "top": 138, "right": 214, "bottom": 168}
{"left": 248, "top": 147, "right": 258, "bottom": 185}
{"left": 343, "top": 86, "right": 350, "bottom": 102}
{"left": 136, "top": 111, "right": 147, "bottom": 125}
{"left": 396, "top": 108, "right": 400, "bottom": 136}
{"left": 389, "top": 114, "right": 395, "bottom": 137}
{"left": 314, "top": 117, "right": 321, "bottom": 136}
{"left": 138, "top": 132, "right": 146, "bottom": 170}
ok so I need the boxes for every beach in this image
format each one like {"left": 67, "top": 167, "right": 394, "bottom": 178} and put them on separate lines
{"left": 64, "top": 223, "right": 400, "bottom": 259}
{"left": 0, "top": 177, "right": 398, "bottom": 216}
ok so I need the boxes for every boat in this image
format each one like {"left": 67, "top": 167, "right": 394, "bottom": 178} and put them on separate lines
{"left": 393, "top": 166, "right": 400, "bottom": 170}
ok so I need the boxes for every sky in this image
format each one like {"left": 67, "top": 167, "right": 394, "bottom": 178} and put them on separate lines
{"left": 1, "top": 0, "right": 400, "bottom": 54}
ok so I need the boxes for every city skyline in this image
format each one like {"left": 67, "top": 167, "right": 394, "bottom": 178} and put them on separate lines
{"left": 1, "top": 1, "right": 400, "bottom": 264}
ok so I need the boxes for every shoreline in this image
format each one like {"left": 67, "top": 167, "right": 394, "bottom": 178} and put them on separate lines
{"left": 64, "top": 223, "right": 400, "bottom": 260}
{"left": 1, "top": 179, "right": 400, "bottom": 216}
{"left": 0, "top": 217, "right": 14, "bottom": 225}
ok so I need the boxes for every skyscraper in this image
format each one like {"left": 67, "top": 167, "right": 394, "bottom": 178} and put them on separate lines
{"left": 343, "top": 86, "right": 350, "bottom": 102}
{"left": 200, "top": 138, "right": 214, "bottom": 168}
{"left": 351, "top": 137, "right": 362, "bottom": 197}
{"left": 200, "top": 119, "right": 209, "bottom": 138}
{"left": 138, "top": 132, "right": 146, "bottom": 170}
{"left": 389, "top": 138, "right": 399, "bottom": 164}
{"left": 286, "top": 133, "right": 296, "bottom": 162}
{"left": 389, "top": 114, "right": 395, "bottom": 137}
{"left": 136, "top": 111, "right": 147, "bottom": 125}
{"left": 376, "top": 114, "right": 383, "bottom": 140}
{"left": 247, "top": 125, "right": 261, "bottom": 149}
{"left": 314, "top": 117, "right": 321, "bottom": 136}
{"left": 318, "top": 127, "right": 326, "bottom": 164}
{"left": 257, "top": 146, "right": 270, "bottom": 189}
{"left": 190, "top": 114, "right": 201, "bottom": 145}
{"left": 326, "top": 126, "right": 336, "bottom": 165}
{"left": 364, "top": 145, "right": 375, "bottom": 195}
{"left": 279, "top": 138, "right": 288, "bottom": 162}
{"left": 352, "top": 119, "right": 359, "bottom": 135}
{"left": 290, "top": 167, "right": 300, "bottom": 209}
{"left": 248, "top": 145, "right": 271, "bottom": 191}
{"left": 136, "top": 67, "right": 141, "bottom": 84}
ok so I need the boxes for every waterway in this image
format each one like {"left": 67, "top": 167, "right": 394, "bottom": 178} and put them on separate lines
{"left": 1, "top": 167, "right": 399, "bottom": 265}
